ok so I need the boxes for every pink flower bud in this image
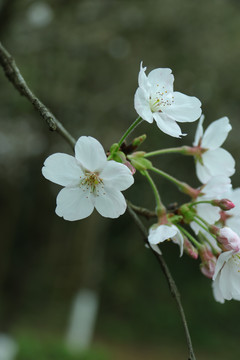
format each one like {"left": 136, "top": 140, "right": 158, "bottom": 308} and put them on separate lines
{"left": 183, "top": 238, "right": 198, "bottom": 259}
{"left": 211, "top": 198, "right": 235, "bottom": 211}
{"left": 199, "top": 245, "right": 217, "bottom": 279}
{"left": 218, "top": 227, "right": 240, "bottom": 252}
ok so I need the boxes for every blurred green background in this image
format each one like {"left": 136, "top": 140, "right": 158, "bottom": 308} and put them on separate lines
{"left": 1, "top": 0, "right": 240, "bottom": 359}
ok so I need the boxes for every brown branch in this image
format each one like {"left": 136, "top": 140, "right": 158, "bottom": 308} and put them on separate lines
{"left": 0, "top": 42, "right": 76, "bottom": 150}
{"left": 127, "top": 201, "right": 157, "bottom": 219}
{"left": 127, "top": 203, "right": 196, "bottom": 360}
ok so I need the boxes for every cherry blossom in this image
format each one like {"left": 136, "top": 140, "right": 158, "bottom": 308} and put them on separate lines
{"left": 134, "top": 62, "right": 202, "bottom": 138}
{"left": 193, "top": 115, "right": 235, "bottom": 184}
{"left": 212, "top": 250, "right": 240, "bottom": 303}
{"left": 42, "top": 136, "right": 134, "bottom": 221}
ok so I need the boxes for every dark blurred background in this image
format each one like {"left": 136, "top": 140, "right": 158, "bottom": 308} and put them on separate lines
{"left": 1, "top": 0, "right": 240, "bottom": 359}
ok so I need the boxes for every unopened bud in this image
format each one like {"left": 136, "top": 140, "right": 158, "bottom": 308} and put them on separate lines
{"left": 199, "top": 245, "right": 217, "bottom": 279}
{"left": 209, "top": 225, "right": 220, "bottom": 236}
{"left": 132, "top": 134, "right": 147, "bottom": 147}
{"left": 217, "top": 227, "right": 240, "bottom": 252}
{"left": 211, "top": 198, "right": 235, "bottom": 211}
{"left": 128, "top": 152, "right": 152, "bottom": 171}
{"left": 183, "top": 238, "right": 198, "bottom": 259}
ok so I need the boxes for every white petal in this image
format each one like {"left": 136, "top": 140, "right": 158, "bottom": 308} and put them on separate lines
{"left": 202, "top": 148, "right": 235, "bottom": 178}
{"left": 227, "top": 188, "right": 240, "bottom": 216}
{"left": 195, "top": 160, "right": 211, "bottom": 184}
{"left": 212, "top": 250, "right": 234, "bottom": 280}
{"left": 171, "top": 225, "right": 184, "bottom": 256}
{"left": 148, "top": 225, "right": 177, "bottom": 245}
{"left": 153, "top": 112, "right": 185, "bottom": 138}
{"left": 134, "top": 87, "right": 153, "bottom": 123}
{"left": 190, "top": 221, "right": 201, "bottom": 235}
{"left": 226, "top": 217, "right": 240, "bottom": 236}
{"left": 101, "top": 161, "right": 134, "bottom": 191}
{"left": 163, "top": 91, "right": 202, "bottom": 123}
{"left": 42, "top": 153, "right": 83, "bottom": 187}
{"left": 94, "top": 187, "right": 127, "bottom": 218}
{"left": 201, "top": 117, "right": 231, "bottom": 149}
{"left": 193, "top": 115, "right": 204, "bottom": 146}
{"left": 149, "top": 243, "right": 162, "bottom": 255}
{"left": 212, "top": 277, "right": 225, "bottom": 303}
{"left": 75, "top": 136, "right": 107, "bottom": 172}
{"left": 202, "top": 175, "right": 232, "bottom": 198}
{"left": 138, "top": 62, "right": 151, "bottom": 90}
{"left": 196, "top": 203, "right": 220, "bottom": 225}
{"left": 56, "top": 187, "right": 94, "bottom": 221}
{"left": 147, "top": 68, "right": 174, "bottom": 92}
{"left": 218, "top": 263, "right": 232, "bottom": 300}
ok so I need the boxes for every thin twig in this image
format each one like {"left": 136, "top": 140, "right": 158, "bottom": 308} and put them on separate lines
{"left": 0, "top": 42, "right": 76, "bottom": 149}
{"left": 127, "top": 201, "right": 157, "bottom": 219}
{"left": 127, "top": 203, "right": 196, "bottom": 360}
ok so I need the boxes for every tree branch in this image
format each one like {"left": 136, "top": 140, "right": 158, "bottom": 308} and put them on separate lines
{"left": 127, "top": 201, "right": 157, "bottom": 219}
{"left": 127, "top": 203, "right": 196, "bottom": 360}
{"left": 0, "top": 42, "right": 76, "bottom": 149}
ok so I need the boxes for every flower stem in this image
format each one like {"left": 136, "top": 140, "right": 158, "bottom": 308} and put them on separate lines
{"left": 144, "top": 146, "right": 194, "bottom": 158}
{"left": 189, "top": 200, "right": 212, "bottom": 208}
{"left": 142, "top": 170, "right": 166, "bottom": 217}
{"left": 177, "top": 224, "right": 202, "bottom": 249}
{"left": 150, "top": 167, "right": 200, "bottom": 199}
{"left": 195, "top": 214, "right": 214, "bottom": 232}
{"left": 118, "top": 116, "right": 142, "bottom": 148}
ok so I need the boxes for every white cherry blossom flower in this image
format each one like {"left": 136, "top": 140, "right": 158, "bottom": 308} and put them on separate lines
{"left": 212, "top": 250, "right": 240, "bottom": 303}
{"left": 148, "top": 224, "right": 184, "bottom": 256}
{"left": 42, "top": 136, "right": 134, "bottom": 221}
{"left": 193, "top": 115, "right": 235, "bottom": 184}
{"left": 134, "top": 62, "right": 202, "bottom": 138}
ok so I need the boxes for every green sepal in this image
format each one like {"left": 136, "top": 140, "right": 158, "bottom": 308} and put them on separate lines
{"left": 168, "top": 215, "right": 183, "bottom": 224}
{"left": 111, "top": 151, "right": 126, "bottom": 163}
{"left": 110, "top": 143, "right": 119, "bottom": 154}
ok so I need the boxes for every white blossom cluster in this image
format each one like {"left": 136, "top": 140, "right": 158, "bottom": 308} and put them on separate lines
{"left": 42, "top": 62, "right": 240, "bottom": 304}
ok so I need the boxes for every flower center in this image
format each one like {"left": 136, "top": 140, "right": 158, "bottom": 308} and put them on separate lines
{"left": 149, "top": 88, "right": 174, "bottom": 113}
{"left": 79, "top": 171, "right": 104, "bottom": 195}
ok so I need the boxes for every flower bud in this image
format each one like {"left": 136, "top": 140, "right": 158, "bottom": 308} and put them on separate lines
{"left": 211, "top": 198, "right": 235, "bottom": 211}
{"left": 183, "top": 237, "right": 198, "bottom": 259}
{"left": 199, "top": 245, "right": 217, "bottom": 279}
{"left": 217, "top": 227, "right": 240, "bottom": 252}
{"left": 132, "top": 134, "right": 147, "bottom": 147}
{"left": 128, "top": 152, "right": 152, "bottom": 171}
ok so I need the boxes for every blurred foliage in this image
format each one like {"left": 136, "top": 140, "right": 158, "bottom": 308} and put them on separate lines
{"left": 1, "top": 0, "right": 240, "bottom": 358}
{"left": 16, "top": 332, "right": 109, "bottom": 360}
